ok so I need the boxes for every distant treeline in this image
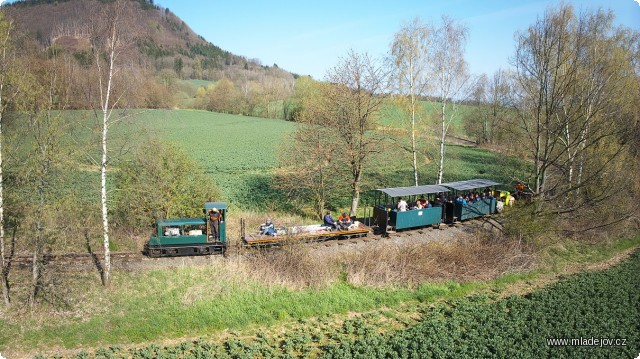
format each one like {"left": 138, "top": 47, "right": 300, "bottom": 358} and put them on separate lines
{"left": 6, "top": 0, "right": 159, "bottom": 9}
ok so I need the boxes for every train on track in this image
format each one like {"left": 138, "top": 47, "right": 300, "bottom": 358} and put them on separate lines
{"left": 143, "top": 178, "right": 513, "bottom": 258}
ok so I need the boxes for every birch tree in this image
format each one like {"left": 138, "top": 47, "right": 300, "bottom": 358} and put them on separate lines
{"left": 90, "top": 0, "right": 130, "bottom": 286}
{"left": 0, "top": 12, "right": 15, "bottom": 307}
{"left": 391, "top": 18, "right": 432, "bottom": 186}
{"left": 430, "top": 16, "right": 470, "bottom": 184}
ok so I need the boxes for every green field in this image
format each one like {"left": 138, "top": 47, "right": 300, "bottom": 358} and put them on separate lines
{"left": 379, "top": 100, "right": 477, "bottom": 140}
{"left": 127, "top": 109, "right": 297, "bottom": 208}
{"left": 122, "top": 109, "right": 527, "bottom": 209}
{"left": 5, "top": 108, "right": 529, "bottom": 213}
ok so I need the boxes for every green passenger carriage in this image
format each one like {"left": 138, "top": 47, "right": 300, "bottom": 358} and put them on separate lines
{"left": 373, "top": 179, "right": 501, "bottom": 234}
{"left": 373, "top": 184, "right": 451, "bottom": 233}
{"left": 439, "top": 179, "right": 499, "bottom": 222}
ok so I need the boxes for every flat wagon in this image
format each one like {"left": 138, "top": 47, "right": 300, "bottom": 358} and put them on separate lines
{"left": 241, "top": 221, "right": 371, "bottom": 246}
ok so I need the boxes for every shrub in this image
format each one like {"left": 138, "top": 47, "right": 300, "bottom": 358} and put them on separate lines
{"left": 113, "top": 139, "right": 220, "bottom": 230}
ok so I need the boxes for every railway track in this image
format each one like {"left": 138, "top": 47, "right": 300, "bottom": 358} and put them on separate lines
{"left": 5, "top": 219, "right": 498, "bottom": 273}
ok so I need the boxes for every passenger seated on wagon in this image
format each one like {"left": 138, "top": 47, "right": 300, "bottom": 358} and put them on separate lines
{"left": 260, "top": 219, "right": 276, "bottom": 236}
{"left": 396, "top": 197, "right": 408, "bottom": 212}
{"left": 411, "top": 201, "right": 423, "bottom": 210}
{"left": 338, "top": 212, "right": 353, "bottom": 230}
{"left": 418, "top": 195, "right": 427, "bottom": 207}
{"left": 324, "top": 211, "right": 339, "bottom": 230}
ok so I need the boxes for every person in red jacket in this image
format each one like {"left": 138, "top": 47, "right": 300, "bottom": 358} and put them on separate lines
{"left": 338, "top": 212, "right": 353, "bottom": 230}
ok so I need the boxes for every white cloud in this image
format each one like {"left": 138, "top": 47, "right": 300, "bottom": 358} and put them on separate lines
{"left": 635, "top": 0, "right": 640, "bottom": 6}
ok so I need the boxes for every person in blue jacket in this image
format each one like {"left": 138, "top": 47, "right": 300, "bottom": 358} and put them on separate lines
{"left": 323, "top": 211, "right": 338, "bottom": 230}
{"left": 260, "top": 219, "right": 276, "bottom": 235}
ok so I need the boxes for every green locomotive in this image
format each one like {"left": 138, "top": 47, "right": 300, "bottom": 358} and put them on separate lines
{"left": 143, "top": 202, "right": 227, "bottom": 257}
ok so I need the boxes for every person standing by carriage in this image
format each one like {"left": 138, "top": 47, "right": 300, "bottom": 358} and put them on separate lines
{"left": 208, "top": 208, "right": 223, "bottom": 240}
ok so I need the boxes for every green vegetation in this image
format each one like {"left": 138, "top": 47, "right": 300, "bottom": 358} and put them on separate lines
{"left": 14, "top": 239, "right": 637, "bottom": 358}
{"left": 129, "top": 109, "right": 297, "bottom": 209}
{"left": 113, "top": 139, "right": 220, "bottom": 228}
{"left": 379, "top": 100, "right": 477, "bottom": 140}
{"left": 181, "top": 79, "right": 216, "bottom": 88}
{"left": 0, "top": 2, "right": 637, "bottom": 358}
{"left": 125, "top": 109, "right": 529, "bottom": 211}
{"left": 323, "top": 250, "right": 640, "bottom": 359}
{"left": 7, "top": 108, "right": 529, "bottom": 212}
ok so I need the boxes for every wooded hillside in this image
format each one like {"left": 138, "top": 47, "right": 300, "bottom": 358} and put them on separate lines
{"left": 1, "top": 0, "right": 296, "bottom": 110}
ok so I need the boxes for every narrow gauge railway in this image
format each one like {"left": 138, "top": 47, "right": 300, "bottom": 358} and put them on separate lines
{"left": 143, "top": 178, "right": 512, "bottom": 258}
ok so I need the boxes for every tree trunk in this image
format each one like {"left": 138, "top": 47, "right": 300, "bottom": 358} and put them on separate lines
{"left": 437, "top": 102, "right": 446, "bottom": 184}
{"left": 101, "top": 113, "right": 111, "bottom": 287}
{"left": 349, "top": 170, "right": 361, "bottom": 217}
{"left": 0, "top": 105, "right": 7, "bottom": 307}
{"left": 0, "top": 267, "right": 8, "bottom": 307}
{"left": 411, "top": 96, "right": 418, "bottom": 186}
{"left": 99, "top": 40, "right": 116, "bottom": 287}
{"left": 29, "top": 245, "right": 40, "bottom": 307}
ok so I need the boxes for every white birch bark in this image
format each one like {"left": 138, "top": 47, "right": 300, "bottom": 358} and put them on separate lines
{"left": 0, "top": 16, "right": 11, "bottom": 307}
{"left": 97, "top": 19, "right": 118, "bottom": 287}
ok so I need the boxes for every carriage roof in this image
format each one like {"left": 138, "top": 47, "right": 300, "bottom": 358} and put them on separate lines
{"left": 375, "top": 184, "right": 450, "bottom": 198}
{"left": 439, "top": 179, "right": 501, "bottom": 191}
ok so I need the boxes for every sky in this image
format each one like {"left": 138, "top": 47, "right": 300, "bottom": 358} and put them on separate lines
{"left": 125, "top": 1, "right": 640, "bottom": 79}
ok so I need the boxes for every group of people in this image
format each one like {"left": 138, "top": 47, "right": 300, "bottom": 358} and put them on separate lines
{"left": 393, "top": 189, "right": 498, "bottom": 211}
{"left": 260, "top": 219, "right": 277, "bottom": 236}
{"left": 433, "top": 189, "right": 495, "bottom": 205}
{"left": 395, "top": 195, "right": 433, "bottom": 212}
{"left": 324, "top": 211, "right": 353, "bottom": 230}
{"left": 256, "top": 211, "right": 354, "bottom": 236}
{"left": 454, "top": 191, "right": 494, "bottom": 205}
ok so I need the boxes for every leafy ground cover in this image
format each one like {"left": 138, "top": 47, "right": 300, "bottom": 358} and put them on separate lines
{"left": 122, "top": 109, "right": 529, "bottom": 211}
{"left": 322, "top": 249, "right": 640, "bottom": 358}
{"left": 378, "top": 100, "right": 477, "bottom": 140}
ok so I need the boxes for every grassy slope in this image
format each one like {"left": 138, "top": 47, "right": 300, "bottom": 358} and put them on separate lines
{"left": 1, "top": 235, "right": 638, "bottom": 357}
{"left": 6, "top": 107, "right": 524, "bottom": 210}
